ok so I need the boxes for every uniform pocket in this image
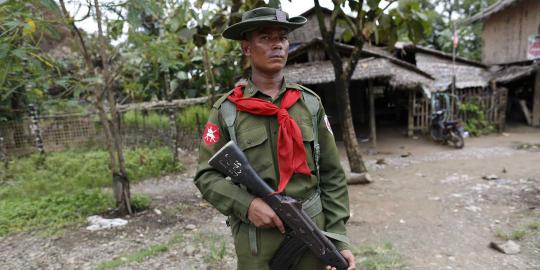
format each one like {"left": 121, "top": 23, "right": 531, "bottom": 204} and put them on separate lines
{"left": 236, "top": 125, "right": 268, "bottom": 151}
{"left": 298, "top": 123, "right": 315, "bottom": 172}
{"left": 298, "top": 123, "right": 314, "bottom": 142}
{"left": 235, "top": 126, "right": 273, "bottom": 175}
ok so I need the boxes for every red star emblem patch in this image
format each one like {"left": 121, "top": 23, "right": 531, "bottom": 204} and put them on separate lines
{"left": 203, "top": 122, "right": 220, "bottom": 145}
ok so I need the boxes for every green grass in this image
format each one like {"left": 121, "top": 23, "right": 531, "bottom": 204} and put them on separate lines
{"left": 354, "top": 242, "right": 406, "bottom": 270}
{"left": 527, "top": 221, "right": 540, "bottom": 230}
{"left": 177, "top": 105, "right": 209, "bottom": 131}
{"left": 0, "top": 190, "right": 114, "bottom": 236}
{"left": 495, "top": 226, "right": 538, "bottom": 241}
{"left": 0, "top": 146, "right": 183, "bottom": 237}
{"left": 122, "top": 110, "right": 170, "bottom": 129}
{"left": 121, "top": 105, "right": 209, "bottom": 131}
{"left": 95, "top": 234, "right": 183, "bottom": 270}
{"left": 191, "top": 232, "right": 233, "bottom": 265}
{"left": 510, "top": 230, "right": 527, "bottom": 241}
{"left": 201, "top": 234, "right": 228, "bottom": 264}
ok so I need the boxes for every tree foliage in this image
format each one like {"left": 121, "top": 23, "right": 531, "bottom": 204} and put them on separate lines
{"left": 0, "top": 0, "right": 67, "bottom": 121}
{"left": 0, "top": 0, "right": 249, "bottom": 120}
{"left": 417, "top": 0, "right": 498, "bottom": 61}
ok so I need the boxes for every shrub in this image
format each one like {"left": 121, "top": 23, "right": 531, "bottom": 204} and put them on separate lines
{"left": 177, "top": 105, "right": 210, "bottom": 131}
{"left": 130, "top": 193, "right": 152, "bottom": 212}
{"left": 459, "top": 101, "right": 494, "bottom": 136}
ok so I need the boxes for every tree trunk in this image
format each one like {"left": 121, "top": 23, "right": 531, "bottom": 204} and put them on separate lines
{"left": 312, "top": 0, "right": 368, "bottom": 175}
{"left": 335, "top": 73, "right": 367, "bottom": 173}
{"left": 94, "top": 0, "right": 132, "bottom": 215}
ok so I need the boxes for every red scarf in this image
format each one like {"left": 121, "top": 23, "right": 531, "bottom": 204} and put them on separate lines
{"left": 227, "top": 85, "right": 311, "bottom": 194}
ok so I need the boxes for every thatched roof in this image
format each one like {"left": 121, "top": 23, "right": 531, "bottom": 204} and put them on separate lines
{"left": 491, "top": 64, "right": 538, "bottom": 84}
{"left": 396, "top": 42, "right": 486, "bottom": 67}
{"left": 289, "top": 38, "right": 434, "bottom": 79}
{"left": 284, "top": 57, "right": 433, "bottom": 91}
{"left": 465, "top": 0, "right": 522, "bottom": 24}
{"left": 395, "top": 43, "right": 491, "bottom": 89}
{"left": 416, "top": 60, "right": 492, "bottom": 90}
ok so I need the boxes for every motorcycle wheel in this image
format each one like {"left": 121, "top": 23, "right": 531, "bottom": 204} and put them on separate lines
{"left": 449, "top": 131, "right": 464, "bottom": 149}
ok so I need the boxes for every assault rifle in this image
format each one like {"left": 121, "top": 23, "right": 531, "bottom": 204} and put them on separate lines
{"left": 208, "top": 141, "right": 348, "bottom": 270}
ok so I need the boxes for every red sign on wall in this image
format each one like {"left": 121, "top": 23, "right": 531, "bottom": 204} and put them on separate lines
{"left": 528, "top": 35, "right": 540, "bottom": 60}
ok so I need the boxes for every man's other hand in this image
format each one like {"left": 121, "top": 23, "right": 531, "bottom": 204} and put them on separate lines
{"left": 247, "top": 198, "right": 285, "bottom": 233}
{"left": 325, "top": 249, "right": 356, "bottom": 270}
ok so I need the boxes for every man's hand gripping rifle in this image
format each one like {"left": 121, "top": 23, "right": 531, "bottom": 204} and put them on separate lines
{"left": 208, "top": 141, "right": 349, "bottom": 270}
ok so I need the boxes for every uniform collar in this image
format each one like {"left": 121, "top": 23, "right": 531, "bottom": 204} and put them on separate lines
{"left": 243, "top": 77, "right": 303, "bottom": 98}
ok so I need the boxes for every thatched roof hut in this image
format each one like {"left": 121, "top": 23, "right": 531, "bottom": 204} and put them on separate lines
{"left": 285, "top": 57, "right": 433, "bottom": 91}
{"left": 286, "top": 39, "right": 435, "bottom": 94}
{"left": 395, "top": 43, "right": 492, "bottom": 90}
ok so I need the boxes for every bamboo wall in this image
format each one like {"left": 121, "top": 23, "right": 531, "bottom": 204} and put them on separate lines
{"left": 482, "top": 0, "right": 540, "bottom": 64}
{"left": 410, "top": 87, "right": 508, "bottom": 135}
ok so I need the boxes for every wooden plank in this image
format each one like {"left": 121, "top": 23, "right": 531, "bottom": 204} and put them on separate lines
{"left": 425, "top": 98, "right": 430, "bottom": 134}
{"left": 116, "top": 96, "right": 209, "bottom": 112}
{"left": 519, "top": 99, "right": 533, "bottom": 125}
{"left": 532, "top": 66, "right": 540, "bottom": 127}
{"left": 408, "top": 91, "right": 414, "bottom": 137}
{"left": 368, "top": 80, "right": 376, "bottom": 148}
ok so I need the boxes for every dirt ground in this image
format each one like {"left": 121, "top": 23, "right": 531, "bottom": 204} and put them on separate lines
{"left": 345, "top": 125, "right": 540, "bottom": 270}
{"left": 1, "top": 125, "right": 539, "bottom": 270}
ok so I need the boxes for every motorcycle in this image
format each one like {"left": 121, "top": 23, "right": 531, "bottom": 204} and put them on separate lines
{"left": 431, "top": 109, "right": 465, "bottom": 149}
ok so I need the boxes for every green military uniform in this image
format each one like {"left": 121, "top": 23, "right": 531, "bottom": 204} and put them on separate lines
{"left": 194, "top": 79, "right": 351, "bottom": 269}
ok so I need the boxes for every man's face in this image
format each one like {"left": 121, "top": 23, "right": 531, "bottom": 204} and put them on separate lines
{"left": 241, "top": 26, "right": 289, "bottom": 74}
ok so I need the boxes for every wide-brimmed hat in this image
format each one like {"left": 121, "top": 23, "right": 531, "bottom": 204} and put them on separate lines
{"left": 222, "top": 7, "right": 307, "bottom": 40}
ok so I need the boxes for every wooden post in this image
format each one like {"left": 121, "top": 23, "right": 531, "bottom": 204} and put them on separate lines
{"left": 368, "top": 80, "right": 376, "bottom": 149}
{"left": 358, "top": 84, "right": 365, "bottom": 124}
{"left": 28, "top": 104, "right": 45, "bottom": 156}
{"left": 519, "top": 100, "right": 532, "bottom": 125}
{"left": 408, "top": 90, "right": 414, "bottom": 137}
{"left": 0, "top": 136, "right": 8, "bottom": 169}
{"left": 499, "top": 87, "right": 508, "bottom": 131}
{"left": 532, "top": 65, "right": 540, "bottom": 127}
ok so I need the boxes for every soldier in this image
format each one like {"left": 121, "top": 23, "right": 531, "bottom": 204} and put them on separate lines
{"left": 194, "top": 7, "right": 356, "bottom": 270}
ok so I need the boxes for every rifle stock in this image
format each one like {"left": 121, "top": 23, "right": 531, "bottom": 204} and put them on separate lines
{"left": 208, "top": 141, "right": 348, "bottom": 270}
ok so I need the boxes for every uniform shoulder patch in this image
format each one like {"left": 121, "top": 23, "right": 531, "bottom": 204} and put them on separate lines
{"left": 324, "top": 115, "right": 333, "bottom": 136}
{"left": 202, "top": 122, "right": 220, "bottom": 145}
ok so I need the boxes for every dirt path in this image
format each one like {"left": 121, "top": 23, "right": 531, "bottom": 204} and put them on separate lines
{"left": 346, "top": 125, "right": 540, "bottom": 270}
{"left": 0, "top": 126, "right": 539, "bottom": 270}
